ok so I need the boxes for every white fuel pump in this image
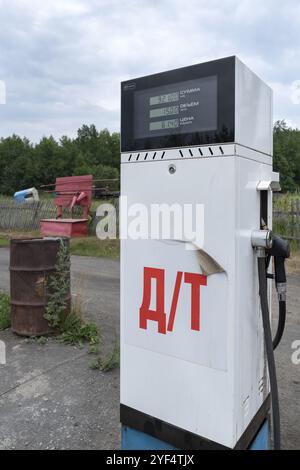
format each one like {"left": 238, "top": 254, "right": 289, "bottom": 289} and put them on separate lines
{"left": 120, "top": 56, "right": 288, "bottom": 450}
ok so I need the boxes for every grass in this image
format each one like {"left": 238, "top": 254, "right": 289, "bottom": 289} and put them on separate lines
{"left": 70, "top": 237, "right": 119, "bottom": 259}
{"left": 0, "top": 231, "right": 120, "bottom": 259}
{"left": 0, "top": 237, "right": 9, "bottom": 247}
{"left": 0, "top": 230, "right": 41, "bottom": 248}
{"left": 0, "top": 292, "right": 10, "bottom": 330}
{"left": 273, "top": 193, "right": 300, "bottom": 211}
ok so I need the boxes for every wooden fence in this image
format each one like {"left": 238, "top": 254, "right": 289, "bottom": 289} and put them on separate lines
{"left": 0, "top": 197, "right": 298, "bottom": 241}
{"left": 0, "top": 198, "right": 119, "bottom": 234}
{"left": 0, "top": 199, "right": 89, "bottom": 232}
{"left": 0, "top": 199, "right": 56, "bottom": 231}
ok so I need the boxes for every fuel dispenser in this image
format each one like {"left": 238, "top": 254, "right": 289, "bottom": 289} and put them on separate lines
{"left": 120, "top": 56, "right": 289, "bottom": 450}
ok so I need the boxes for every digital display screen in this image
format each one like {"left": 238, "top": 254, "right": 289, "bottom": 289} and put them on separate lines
{"left": 133, "top": 76, "right": 218, "bottom": 140}
{"left": 149, "top": 119, "right": 179, "bottom": 131}
{"left": 149, "top": 92, "right": 179, "bottom": 105}
{"left": 149, "top": 106, "right": 179, "bottom": 119}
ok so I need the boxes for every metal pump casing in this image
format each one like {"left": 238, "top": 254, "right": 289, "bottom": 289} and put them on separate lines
{"left": 120, "top": 56, "right": 278, "bottom": 448}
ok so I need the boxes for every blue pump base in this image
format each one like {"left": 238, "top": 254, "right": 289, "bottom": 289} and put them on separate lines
{"left": 121, "top": 419, "right": 269, "bottom": 450}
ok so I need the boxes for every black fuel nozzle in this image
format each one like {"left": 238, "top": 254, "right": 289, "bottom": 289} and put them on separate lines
{"left": 268, "top": 234, "right": 290, "bottom": 259}
{"left": 266, "top": 234, "right": 290, "bottom": 300}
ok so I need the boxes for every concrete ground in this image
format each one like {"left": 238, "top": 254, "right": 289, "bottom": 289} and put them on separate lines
{"left": 0, "top": 250, "right": 120, "bottom": 450}
{"left": 273, "top": 272, "right": 300, "bottom": 450}
{"left": 0, "top": 247, "right": 299, "bottom": 450}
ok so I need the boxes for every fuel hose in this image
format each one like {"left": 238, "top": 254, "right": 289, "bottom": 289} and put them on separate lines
{"left": 257, "top": 255, "right": 281, "bottom": 450}
{"left": 272, "top": 301, "right": 286, "bottom": 351}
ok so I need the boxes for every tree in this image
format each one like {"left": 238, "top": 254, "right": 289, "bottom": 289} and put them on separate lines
{"left": 0, "top": 135, "right": 34, "bottom": 194}
{"left": 1, "top": 121, "right": 298, "bottom": 195}
{"left": 0, "top": 126, "right": 120, "bottom": 194}
{"left": 273, "top": 120, "right": 300, "bottom": 192}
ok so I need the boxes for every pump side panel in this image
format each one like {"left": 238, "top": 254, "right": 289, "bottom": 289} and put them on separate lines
{"left": 235, "top": 58, "right": 273, "bottom": 155}
{"left": 121, "top": 155, "right": 237, "bottom": 447}
{"left": 234, "top": 155, "right": 273, "bottom": 440}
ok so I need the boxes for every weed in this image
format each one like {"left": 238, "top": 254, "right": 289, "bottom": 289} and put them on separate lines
{"left": 89, "top": 340, "right": 119, "bottom": 372}
{"left": 44, "top": 239, "right": 70, "bottom": 328}
{"left": 100, "top": 341, "right": 119, "bottom": 372}
{"left": 24, "top": 336, "right": 38, "bottom": 343}
{"left": 88, "top": 344, "right": 100, "bottom": 354}
{"left": 59, "top": 313, "right": 99, "bottom": 347}
{"left": 37, "top": 336, "right": 48, "bottom": 345}
{"left": 43, "top": 240, "right": 101, "bottom": 350}
{"left": 24, "top": 336, "right": 48, "bottom": 344}
{"left": 89, "top": 358, "right": 101, "bottom": 370}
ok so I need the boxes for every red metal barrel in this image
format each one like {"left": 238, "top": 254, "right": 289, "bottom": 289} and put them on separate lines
{"left": 10, "top": 238, "right": 71, "bottom": 336}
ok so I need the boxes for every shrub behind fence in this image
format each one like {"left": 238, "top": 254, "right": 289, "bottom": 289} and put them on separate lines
{"left": 273, "top": 199, "right": 300, "bottom": 244}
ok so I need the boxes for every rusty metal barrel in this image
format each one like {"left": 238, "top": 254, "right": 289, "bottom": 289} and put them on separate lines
{"left": 10, "top": 237, "right": 71, "bottom": 336}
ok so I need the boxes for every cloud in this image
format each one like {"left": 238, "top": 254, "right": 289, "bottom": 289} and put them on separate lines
{"left": 0, "top": 80, "right": 6, "bottom": 104}
{"left": 0, "top": 0, "right": 299, "bottom": 142}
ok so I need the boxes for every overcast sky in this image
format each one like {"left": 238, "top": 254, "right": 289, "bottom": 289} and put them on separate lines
{"left": 0, "top": 0, "right": 299, "bottom": 142}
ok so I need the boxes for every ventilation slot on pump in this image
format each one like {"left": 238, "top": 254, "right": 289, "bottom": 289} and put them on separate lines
{"left": 259, "top": 377, "right": 265, "bottom": 395}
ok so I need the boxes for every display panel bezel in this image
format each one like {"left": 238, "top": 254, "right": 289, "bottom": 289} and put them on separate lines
{"left": 121, "top": 56, "right": 235, "bottom": 152}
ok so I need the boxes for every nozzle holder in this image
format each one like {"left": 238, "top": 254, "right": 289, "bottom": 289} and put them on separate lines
{"left": 251, "top": 230, "right": 273, "bottom": 250}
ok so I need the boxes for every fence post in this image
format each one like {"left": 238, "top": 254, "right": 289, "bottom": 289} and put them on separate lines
{"left": 296, "top": 199, "right": 300, "bottom": 243}
{"left": 31, "top": 200, "right": 41, "bottom": 230}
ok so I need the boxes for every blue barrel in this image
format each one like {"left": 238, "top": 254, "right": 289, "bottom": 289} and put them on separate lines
{"left": 14, "top": 189, "right": 29, "bottom": 202}
{"left": 14, "top": 188, "right": 39, "bottom": 203}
